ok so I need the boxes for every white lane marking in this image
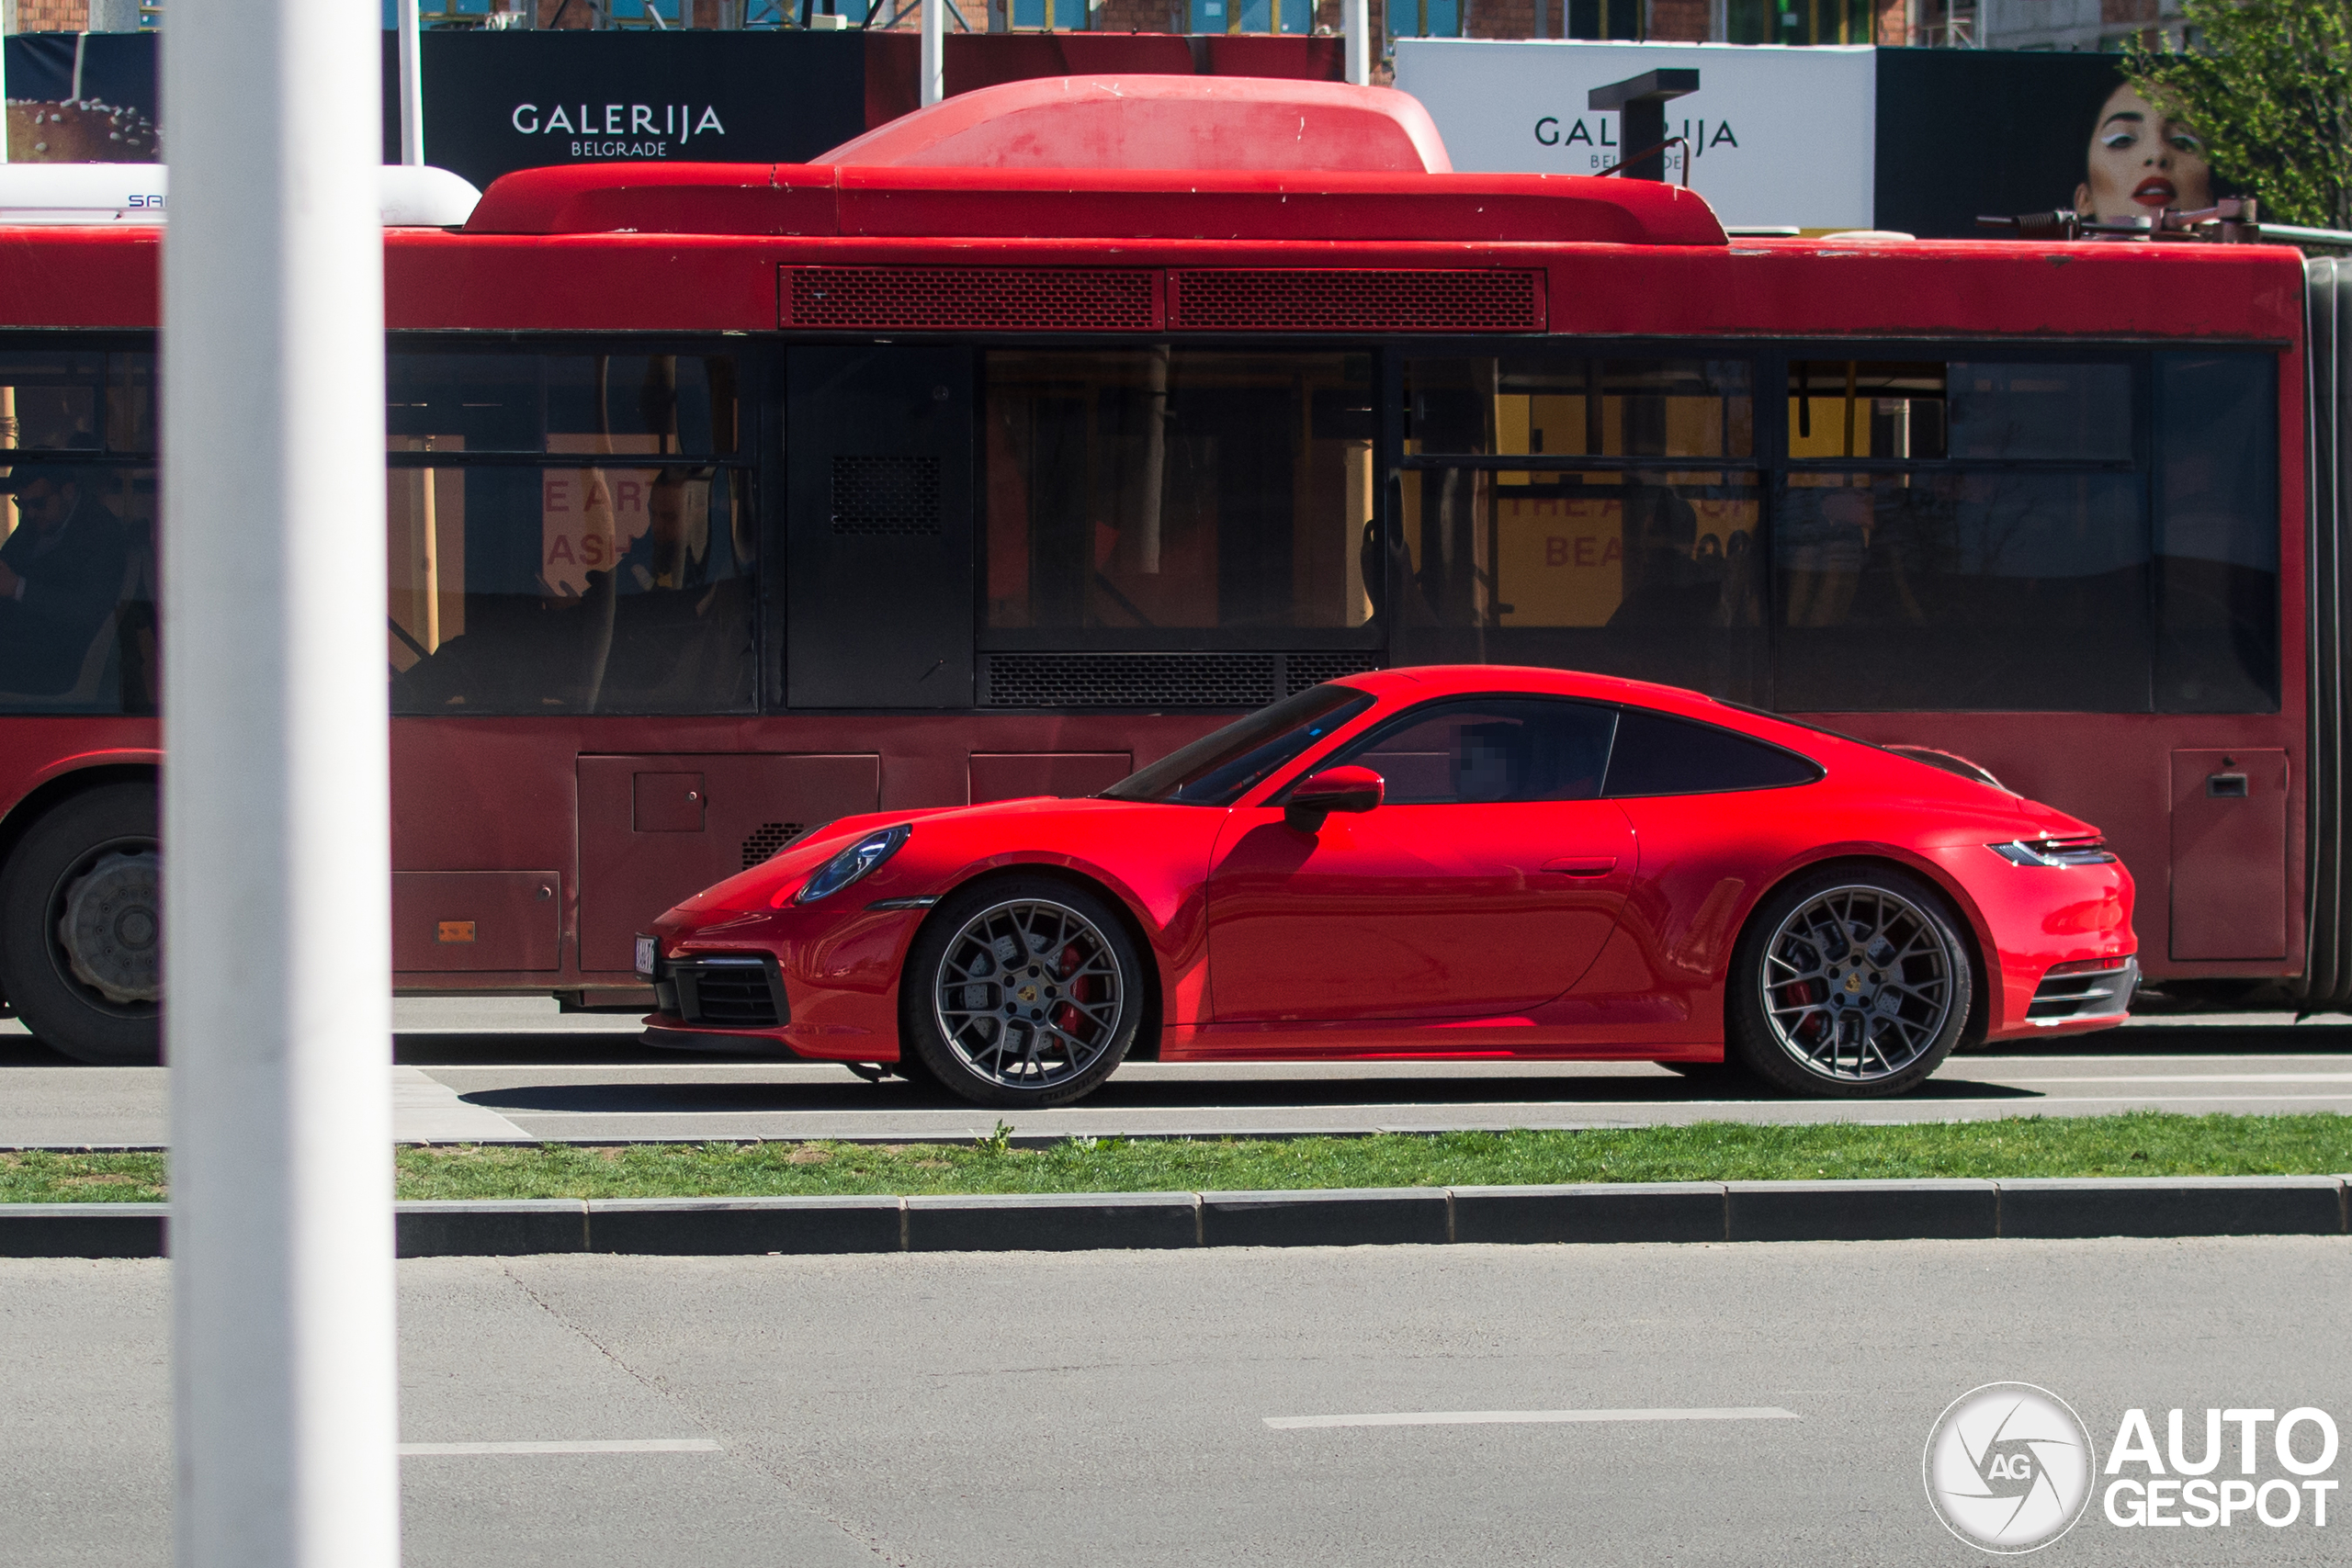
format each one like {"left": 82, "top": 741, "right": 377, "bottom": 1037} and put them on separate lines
{"left": 398, "top": 1438, "right": 720, "bottom": 1455}
{"left": 1998, "top": 1074, "right": 2352, "bottom": 1085}
{"left": 1264, "top": 1406, "right": 1800, "bottom": 1430}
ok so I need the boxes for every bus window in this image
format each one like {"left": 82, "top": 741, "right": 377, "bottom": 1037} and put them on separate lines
{"left": 0, "top": 351, "right": 104, "bottom": 453}
{"left": 386, "top": 459, "right": 755, "bottom": 716}
{"left": 2154, "top": 352, "right": 2279, "bottom": 713}
{"left": 1406, "top": 357, "right": 1753, "bottom": 464}
{"left": 983, "top": 350, "right": 1375, "bottom": 633}
{"left": 1784, "top": 359, "right": 2131, "bottom": 461}
{"left": 0, "top": 462, "right": 155, "bottom": 713}
{"left": 1390, "top": 466, "right": 1767, "bottom": 703}
{"left": 1776, "top": 355, "right": 2146, "bottom": 712}
{"left": 388, "top": 351, "right": 741, "bottom": 458}
{"left": 1773, "top": 471, "right": 2148, "bottom": 711}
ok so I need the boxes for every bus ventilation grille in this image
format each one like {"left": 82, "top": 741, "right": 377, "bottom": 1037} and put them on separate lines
{"left": 1283, "top": 651, "right": 1382, "bottom": 694}
{"left": 979, "top": 652, "right": 1379, "bottom": 708}
{"left": 831, "top": 456, "right": 941, "bottom": 536}
{"left": 1168, "top": 269, "right": 1544, "bottom": 333}
{"left": 785, "top": 265, "right": 1159, "bottom": 331}
{"left": 741, "top": 821, "right": 805, "bottom": 870}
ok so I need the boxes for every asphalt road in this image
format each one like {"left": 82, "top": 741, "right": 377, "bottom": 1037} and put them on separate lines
{"left": 7, "top": 1000, "right": 2352, "bottom": 1146}
{"left": 5, "top": 1235, "right": 2347, "bottom": 1566}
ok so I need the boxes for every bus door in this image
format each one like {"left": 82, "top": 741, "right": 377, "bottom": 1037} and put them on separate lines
{"left": 785, "top": 345, "right": 976, "bottom": 707}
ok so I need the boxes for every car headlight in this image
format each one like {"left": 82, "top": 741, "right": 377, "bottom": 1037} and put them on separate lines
{"left": 1989, "top": 838, "right": 2119, "bottom": 867}
{"left": 794, "top": 824, "right": 910, "bottom": 904}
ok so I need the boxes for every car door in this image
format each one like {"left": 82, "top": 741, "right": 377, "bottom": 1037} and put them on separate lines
{"left": 1204, "top": 696, "right": 1638, "bottom": 1022}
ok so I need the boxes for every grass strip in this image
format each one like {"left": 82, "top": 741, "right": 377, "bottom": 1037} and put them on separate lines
{"left": 5, "top": 1111, "right": 2352, "bottom": 1204}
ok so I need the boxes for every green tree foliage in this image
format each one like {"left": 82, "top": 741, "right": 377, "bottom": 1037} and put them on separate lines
{"left": 2126, "top": 0, "right": 2352, "bottom": 230}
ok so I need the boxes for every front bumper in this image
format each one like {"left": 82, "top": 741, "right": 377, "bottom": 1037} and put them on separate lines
{"left": 2025, "top": 956, "right": 2139, "bottom": 1027}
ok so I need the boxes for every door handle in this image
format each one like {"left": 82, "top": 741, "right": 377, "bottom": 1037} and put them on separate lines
{"left": 2207, "top": 773, "right": 2248, "bottom": 799}
{"left": 1542, "top": 855, "right": 1618, "bottom": 876}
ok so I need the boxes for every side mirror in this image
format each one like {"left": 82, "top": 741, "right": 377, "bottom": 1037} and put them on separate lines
{"left": 1284, "top": 765, "right": 1384, "bottom": 832}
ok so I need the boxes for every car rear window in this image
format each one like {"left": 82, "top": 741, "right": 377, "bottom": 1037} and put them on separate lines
{"left": 1602, "top": 708, "right": 1823, "bottom": 797}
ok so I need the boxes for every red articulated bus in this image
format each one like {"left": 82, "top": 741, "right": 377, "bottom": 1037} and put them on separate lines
{"left": 0, "top": 75, "right": 2337, "bottom": 1065}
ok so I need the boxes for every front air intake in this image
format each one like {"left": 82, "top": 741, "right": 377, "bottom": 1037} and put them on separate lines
{"left": 1168, "top": 268, "right": 1545, "bottom": 333}
{"left": 783, "top": 265, "right": 1160, "bottom": 331}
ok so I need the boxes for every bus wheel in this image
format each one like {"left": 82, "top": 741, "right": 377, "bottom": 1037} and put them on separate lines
{"left": 0, "top": 783, "right": 163, "bottom": 1066}
{"left": 1726, "top": 866, "right": 1972, "bottom": 1099}
{"left": 901, "top": 876, "right": 1142, "bottom": 1110}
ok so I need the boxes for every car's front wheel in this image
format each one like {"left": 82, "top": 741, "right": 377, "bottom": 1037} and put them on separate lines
{"left": 1726, "top": 866, "right": 1972, "bottom": 1098}
{"left": 900, "top": 876, "right": 1144, "bottom": 1109}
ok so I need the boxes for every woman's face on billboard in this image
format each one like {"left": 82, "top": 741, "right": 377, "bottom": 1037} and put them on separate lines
{"left": 2075, "top": 84, "right": 2212, "bottom": 222}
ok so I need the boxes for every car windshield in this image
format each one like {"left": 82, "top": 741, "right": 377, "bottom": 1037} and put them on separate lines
{"left": 1101, "top": 684, "right": 1376, "bottom": 806}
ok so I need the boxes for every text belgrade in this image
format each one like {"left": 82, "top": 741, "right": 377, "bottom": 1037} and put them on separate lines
{"left": 2103, "top": 1407, "right": 2340, "bottom": 1529}
{"left": 510, "top": 103, "right": 727, "bottom": 141}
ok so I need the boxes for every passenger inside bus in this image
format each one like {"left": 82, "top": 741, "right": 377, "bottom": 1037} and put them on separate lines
{"left": 0, "top": 468, "right": 131, "bottom": 699}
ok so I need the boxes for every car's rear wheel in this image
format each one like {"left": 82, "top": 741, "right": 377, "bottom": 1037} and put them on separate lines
{"left": 1726, "top": 866, "right": 1971, "bottom": 1098}
{"left": 901, "top": 876, "right": 1143, "bottom": 1109}
{"left": 0, "top": 782, "right": 164, "bottom": 1066}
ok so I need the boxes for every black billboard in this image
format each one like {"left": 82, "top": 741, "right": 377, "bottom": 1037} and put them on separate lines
{"left": 380, "top": 29, "right": 876, "bottom": 188}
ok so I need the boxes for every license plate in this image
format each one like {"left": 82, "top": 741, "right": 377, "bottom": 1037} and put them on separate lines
{"left": 634, "top": 935, "right": 657, "bottom": 979}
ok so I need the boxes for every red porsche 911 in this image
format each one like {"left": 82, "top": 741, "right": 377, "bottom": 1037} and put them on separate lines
{"left": 639, "top": 667, "right": 2138, "bottom": 1107}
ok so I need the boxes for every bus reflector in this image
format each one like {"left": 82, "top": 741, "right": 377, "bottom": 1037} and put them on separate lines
{"left": 783, "top": 265, "right": 1159, "bottom": 331}
{"left": 435, "top": 920, "right": 477, "bottom": 944}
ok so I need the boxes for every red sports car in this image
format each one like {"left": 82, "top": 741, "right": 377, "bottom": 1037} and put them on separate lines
{"left": 639, "top": 667, "right": 2138, "bottom": 1106}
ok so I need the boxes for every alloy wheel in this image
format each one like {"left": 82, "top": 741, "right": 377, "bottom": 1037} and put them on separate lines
{"left": 932, "top": 898, "right": 1126, "bottom": 1089}
{"left": 1758, "top": 883, "right": 1957, "bottom": 1083}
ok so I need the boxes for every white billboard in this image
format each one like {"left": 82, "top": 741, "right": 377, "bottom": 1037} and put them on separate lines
{"left": 1394, "top": 39, "right": 1877, "bottom": 232}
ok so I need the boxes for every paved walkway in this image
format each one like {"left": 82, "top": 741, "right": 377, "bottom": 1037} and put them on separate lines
{"left": 6, "top": 1001, "right": 2352, "bottom": 1147}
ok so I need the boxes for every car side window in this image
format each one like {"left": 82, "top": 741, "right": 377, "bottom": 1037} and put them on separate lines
{"left": 1602, "top": 707, "right": 1822, "bottom": 796}
{"left": 1333, "top": 698, "right": 1620, "bottom": 804}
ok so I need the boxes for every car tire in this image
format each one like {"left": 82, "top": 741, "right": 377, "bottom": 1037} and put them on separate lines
{"left": 899, "top": 875, "right": 1144, "bottom": 1110}
{"left": 0, "top": 782, "right": 163, "bottom": 1066}
{"left": 1725, "top": 864, "right": 1972, "bottom": 1099}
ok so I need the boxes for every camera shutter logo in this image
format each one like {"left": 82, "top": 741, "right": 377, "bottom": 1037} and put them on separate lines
{"left": 1924, "top": 1383, "right": 2097, "bottom": 1552}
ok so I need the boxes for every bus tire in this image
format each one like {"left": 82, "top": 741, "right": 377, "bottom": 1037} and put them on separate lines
{"left": 0, "top": 782, "right": 163, "bottom": 1066}
{"left": 1726, "top": 864, "right": 1971, "bottom": 1099}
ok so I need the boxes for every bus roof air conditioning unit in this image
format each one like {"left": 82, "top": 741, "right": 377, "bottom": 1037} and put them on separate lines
{"left": 0, "top": 164, "right": 483, "bottom": 228}
{"left": 813, "top": 74, "right": 1454, "bottom": 174}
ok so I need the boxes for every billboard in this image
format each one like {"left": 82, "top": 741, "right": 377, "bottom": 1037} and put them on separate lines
{"left": 1396, "top": 39, "right": 2133, "bottom": 240}
{"left": 1396, "top": 39, "right": 1878, "bottom": 231}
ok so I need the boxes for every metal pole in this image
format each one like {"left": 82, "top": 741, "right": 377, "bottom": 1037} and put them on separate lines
{"left": 921, "top": 0, "right": 943, "bottom": 105}
{"left": 398, "top": 0, "right": 424, "bottom": 164}
{"left": 163, "top": 0, "right": 398, "bottom": 1555}
{"left": 1343, "top": 0, "right": 1367, "bottom": 84}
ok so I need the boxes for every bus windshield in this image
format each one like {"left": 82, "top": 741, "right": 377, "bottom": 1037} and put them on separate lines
{"left": 1101, "top": 684, "right": 1375, "bottom": 806}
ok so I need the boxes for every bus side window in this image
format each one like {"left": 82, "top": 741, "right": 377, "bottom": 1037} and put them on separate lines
{"left": 384, "top": 346, "right": 757, "bottom": 716}
{"left": 2154, "top": 352, "right": 2279, "bottom": 714}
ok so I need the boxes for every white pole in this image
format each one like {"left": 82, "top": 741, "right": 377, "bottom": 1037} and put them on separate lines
{"left": 921, "top": 0, "right": 943, "bottom": 107}
{"left": 163, "top": 0, "right": 398, "bottom": 1556}
{"left": 398, "top": 0, "right": 424, "bottom": 165}
{"left": 1343, "top": 0, "right": 1368, "bottom": 85}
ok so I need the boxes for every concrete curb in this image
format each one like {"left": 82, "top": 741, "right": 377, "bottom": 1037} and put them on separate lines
{"left": 8, "top": 1178, "right": 2352, "bottom": 1258}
